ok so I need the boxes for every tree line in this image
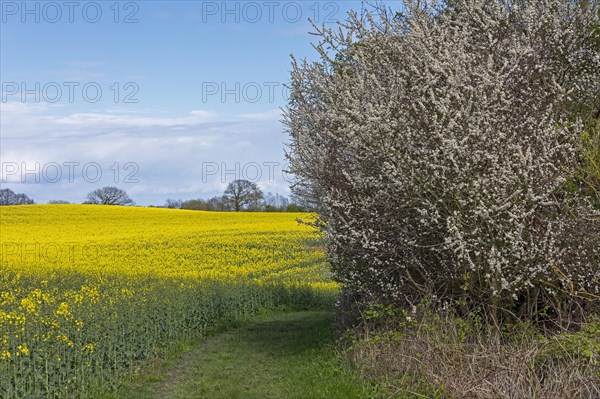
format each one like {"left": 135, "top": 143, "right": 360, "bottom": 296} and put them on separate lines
{"left": 0, "top": 189, "right": 34, "bottom": 205}
{"left": 0, "top": 180, "right": 308, "bottom": 212}
{"left": 163, "top": 179, "right": 308, "bottom": 212}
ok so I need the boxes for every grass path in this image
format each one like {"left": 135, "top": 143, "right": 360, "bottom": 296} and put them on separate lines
{"left": 110, "top": 311, "right": 386, "bottom": 399}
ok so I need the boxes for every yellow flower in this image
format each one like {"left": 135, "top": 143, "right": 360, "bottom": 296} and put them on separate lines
{"left": 57, "top": 334, "right": 74, "bottom": 348}
{"left": 0, "top": 205, "right": 332, "bottom": 394}
{"left": 20, "top": 297, "right": 37, "bottom": 314}
{"left": 55, "top": 302, "right": 70, "bottom": 317}
{"left": 82, "top": 343, "right": 95, "bottom": 354}
{"left": 17, "top": 344, "right": 29, "bottom": 356}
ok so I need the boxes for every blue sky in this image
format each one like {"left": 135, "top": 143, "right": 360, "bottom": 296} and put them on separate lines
{"left": 1, "top": 1, "right": 383, "bottom": 205}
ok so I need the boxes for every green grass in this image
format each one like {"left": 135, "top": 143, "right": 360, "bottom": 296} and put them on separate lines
{"left": 106, "top": 311, "right": 387, "bottom": 399}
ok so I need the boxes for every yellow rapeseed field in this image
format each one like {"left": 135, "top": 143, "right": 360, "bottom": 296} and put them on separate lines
{"left": 0, "top": 205, "right": 336, "bottom": 398}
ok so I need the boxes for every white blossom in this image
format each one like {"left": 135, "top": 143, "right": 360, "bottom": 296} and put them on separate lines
{"left": 285, "top": 0, "right": 600, "bottom": 319}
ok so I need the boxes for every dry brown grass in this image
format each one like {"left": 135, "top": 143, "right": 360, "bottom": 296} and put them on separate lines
{"left": 348, "top": 319, "right": 600, "bottom": 399}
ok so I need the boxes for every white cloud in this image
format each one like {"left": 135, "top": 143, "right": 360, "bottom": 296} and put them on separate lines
{"left": 239, "top": 109, "right": 282, "bottom": 121}
{"left": 0, "top": 102, "right": 50, "bottom": 114}
{"left": 0, "top": 104, "right": 291, "bottom": 205}
{"left": 54, "top": 109, "right": 218, "bottom": 127}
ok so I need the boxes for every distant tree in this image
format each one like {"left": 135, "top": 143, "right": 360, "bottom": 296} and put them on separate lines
{"left": 164, "top": 199, "right": 183, "bottom": 209}
{"left": 181, "top": 196, "right": 227, "bottom": 211}
{"left": 263, "top": 192, "right": 290, "bottom": 211}
{"left": 207, "top": 196, "right": 228, "bottom": 211}
{"left": 289, "top": 194, "right": 314, "bottom": 212}
{"left": 0, "top": 188, "right": 34, "bottom": 205}
{"left": 86, "top": 186, "right": 134, "bottom": 205}
{"left": 223, "top": 180, "right": 263, "bottom": 212}
{"left": 286, "top": 203, "right": 305, "bottom": 212}
{"left": 48, "top": 200, "right": 70, "bottom": 204}
{"left": 181, "top": 199, "right": 207, "bottom": 210}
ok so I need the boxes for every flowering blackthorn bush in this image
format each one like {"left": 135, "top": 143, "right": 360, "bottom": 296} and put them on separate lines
{"left": 285, "top": 0, "right": 600, "bottom": 324}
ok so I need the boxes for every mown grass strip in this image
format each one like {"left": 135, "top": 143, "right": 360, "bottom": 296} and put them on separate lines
{"left": 109, "top": 310, "right": 388, "bottom": 399}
